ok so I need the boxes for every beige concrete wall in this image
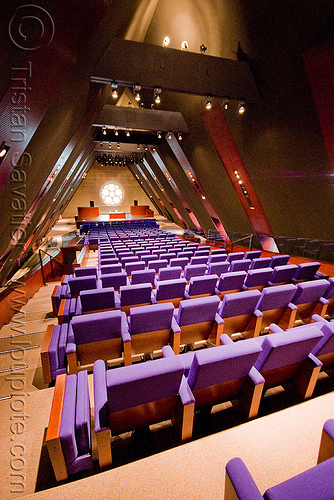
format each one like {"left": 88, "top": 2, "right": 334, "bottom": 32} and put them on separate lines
{"left": 63, "top": 161, "right": 153, "bottom": 217}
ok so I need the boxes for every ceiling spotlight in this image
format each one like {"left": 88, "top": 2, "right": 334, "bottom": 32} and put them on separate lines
{"left": 102, "top": 126, "right": 107, "bottom": 135}
{"left": 114, "top": 127, "right": 118, "bottom": 136}
{"left": 137, "top": 144, "right": 140, "bottom": 150}
{"left": 126, "top": 128, "right": 130, "bottom": 137}
{"left": 157, "top": 131, "right": 162, "bottom": 139}
{"left": 223, "top": 96, "right": 230, "bottom": 109}
{"left": 111, "top": 81, "right": 118, "bottom": 98}
{"left": 181, "top": 40, "right": 188, "bottom": 51}
{"left": 162, "top": 36, "right": 171, "bottom": 47}
{"left": 117, "top": 142, "right": 120, "bottom": 149}
{"left": 167, "top": 132, "right": 173, "bottom": 140}
{"left": 205, "top": 95, "right": 212, "bottom": 110}
{"left": 200, "top": 44, "right": 207, "bottom": 54}
{"left": 177, "top": 132, "right": 182, "bottom": 140}
{"left": 154, "top": 88, "right": 162, "bottom": 104}
{"left": 238, "top": 99, "right": 246, "bottom": 114}
{"left": 133, "top": 84, "right": 141, "bottom": 102}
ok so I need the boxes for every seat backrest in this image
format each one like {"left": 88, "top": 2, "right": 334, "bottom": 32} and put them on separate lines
{"left": 100, "top": 263, "right": 122, "bottom": 275}
{"left": 187, "top": 340, "right": 262, "bottom": 391}
{"left": 148, "top": 259, "right": 169, "bottom": 273}
{"left": 269, "top": 264, "right": 297, "bottom": 284}
{"left": 124, "top": 261, "right": 145, "bottom": 276}
{"left": 169, "top": 257, "right": 189, "bottom": 270}
{"left": 291, "top": 279, "right": 330, "bottom": 305}
{"left": 184, "top": 264, "right": 208, "bottom": 281}
{"left": 174, "top": 295, "right": 220, "bottom": 326}
{"left": 100, "top": 271, "right": 128, "bottom": 290}
{"left": 68, "top": 276, "right": 97, "bottom": 296}
{"left": 229, "top": 259, "right": 252, "bottom": 273}
{"left": 323, "top": 277, "right": 334, "bottom": 299}
{"left": 256, "top": 284, "right": 296, "bottom": 311}
{"left": 119, "top": 283, "right": 152, "bottom": 307}
{"left": 244, "top": 250, "right": 262, "bottom": 260}
{"left": 130, "top": 269, "right": 156, "bottom": 285}
{"left": 74, "top": 266, "right": 97, "bottom": 278}
{"left": 187, "top": 274, "right": 218, "bottom": 296}
{"left": 157, "top": 266, "right": 183, "bottom": 281}
{"left": 70, "top": 310, "right": 124, "bottom": 344}
{"left": 270, "top": 254, "right": 290, "bottom": 267}
{"left": 99, "top": 258, "right": 120, "bottom": 266}
{"left": 218, "top": 290, "right": 262, "bottom": 318}
{"left": 216, "top": 271, "right": 247, "bottom": 292}
{"left": 208, "top": 253, "right": 228, "bottom": 264}
{"left": 249, "top": 257, "right": 272, "bottom": 270}
{"left": 292, "top": 262, "right": 321, "bottom": 282}
{"left": 129, "top": 302, "right": 174, "bottom": 333}
{"left": 254, "top": 325, "right": 323, "bottom": 373}
{"left": 227, "top": 252, "right": 245, "bottom": 263}
{"left": 243, "top": 268, "right": 273, "bottom": 288}
{"left": 206, "top": 261, "right": 230, "bottom": 276}
{"left": 190, "top": 256, "right": 209, "bottom": 265}
{"left": 79, "top": 287, "right": 116, "bottom": 312}
{"left": 155, "top": 278, "right": 187, "bottom": 301}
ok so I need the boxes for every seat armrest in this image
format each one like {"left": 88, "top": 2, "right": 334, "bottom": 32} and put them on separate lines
{"left": 114, "top": 291, "right": 121, "bottom": 310}
{"left": 121, "top": 312, "right": 131, "bottom": 343}
{"left": 248, "top": 366, "right": 265, "bottom": 386}
{"left": 66, "top": 343, "right": 76, "bottom": 355}
{"left": 184, "top": 291, "right": 191, "bottom": 299}
{"left": 311, "top": 314, "right": 327, "bottom": 324}
{"left": 162, "top": 345, "right": 175, "bottom": 357}
{"left": 151, "top": 290, "right": 157, "bottom": 304}
{"left": 320, "top": 297, "right": 329, "bottom": 306}
{"left": 93, "top": 360, "right": 109, "bottom": 432}
{"left": 178, "top": 376, "right": 195, "bottom": 407}
{"left": 254, "top": 309, "right": 263, "bottom": 319}
{"left": 215, "top": 313, "right": 224, "bottom": 325}
{"left": 318, "top": 419, "right": 334, "bottom": 463}
{"left": 225, "top": 457, "right": 263, "bottom": 500}
{"left": 268, "top": 323, "right": 285, "bottom": 334}
{"left": 220, "top": 334, "right": 233, "bottom": 345}
{"left": 171, "top": 317, "right": 181, "bottom": 334}
{"left": 288, "top": 302, "right": 298, "bottom": 311}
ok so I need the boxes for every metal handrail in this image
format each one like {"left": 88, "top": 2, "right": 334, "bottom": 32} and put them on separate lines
{"left": 38, "top": 248, "right": 65, "bottom": 286}
{"left": 230, "top": 234, "right": 253, "bottom": 253}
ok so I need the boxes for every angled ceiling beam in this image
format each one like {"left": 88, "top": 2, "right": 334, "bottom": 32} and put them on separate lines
{"left": 91, "top": 38, "right": 259, "bottom": 103}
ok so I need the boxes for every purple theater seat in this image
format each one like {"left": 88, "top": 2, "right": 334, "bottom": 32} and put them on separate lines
{"left": 291, "top": 279, "right": 329, "bottom": 323}
{"left": 141, "top": 254, "right": 159, "bottom": 265}
{"left": 225, "top": 455, "right": 334, "bottom": 500}
{"left": 127, "top": 302, "right": 181, "bottom": 358}
{"left": 229, "top": 259, "right": 252, "bottom": 273}
{"left": 184, "top": 274, "right": 218, "bottom": 299}
{"left": 99, "top": 263, "right": 123, "bottom": 275}
{"left": 66, "top": 310, "right": 131, "bottom": 372}
{"left": 163, "top": 338, "right": 264, "bottom": 421}
{"left": 291, "top": 261, "right": 321, "bottom": 283}
{"left": 244, "top": 250, "right": 262, "bottom": 260}
{"left": 46, "top": 371, "right": 93, "bottom": 481}
{"left": 98, "top": 257, "right": 120, "bottom": 266}
{"left": 75, "top": 287, "right": 119, "bottom": 315}
{"left": 120, "top": 255, "right": 139, "bottom": 268}
{"left": 152, "top": 278, "right": 187, "bottom": 307}
{"left": 253, "top": 324, "right": 323, "bottom": 398}
{"left": 227, "top": 251, "right": 245, "bottom": 263}
{"left": 183, "top": 263, "right": 208, "bottom": 282}
{"left": 255, "top": 283, "right": 298, "bottom": 331}
{"left": 148, "top": 259, "right": 169, "bottom": 274}
{"left": 242, "top": 267, "right": 273, "bottom": 291}
{"left": 215, "top": 271, "right": 247, "bottom": 299}
{"left": 189, "top": 255, "right": 209, "bottom": 265}
{"left": 93, "top": 357, "right": 194, "bottom": 468}
{"left": 207, "top": 253, "right": 228, "bottom": 264}
{"left": 74, "top": 266, "right": 98, "bottom": 278}
{"left": 323, "top": 277, "right": 334, "bottom": 317}
{"left": 129, "top": 269, "right": 156, "bottom": 286}
{"left": 267, "top": 264, "right": 298, "bottom": 286}
{"left": 270, "top": 254, "right": 290, "bottom": 267}
{"left": 155, "top": 266, "right": 183, "bottom": 283}
{"left": 217, "top": 289, "right": 263, "bottom": 339}
{"left": 67, "top": 275, "right": 98, "bottom": 298}
{"left": 100, "top": 271, "right": 128, "bottom": 290}
{"left": 41, "top": 323, "right": 68, "bottom": 384}
{"left": 249, "top": 257, "right": 272, "bottom": 270}
{"left": 124, "top": 260, "right": 146, "bottom": 277}
{"left": 169, "top": 257, "right": 190, "bottom": 270}
{"left": 172, "top": 295, "right": 222, "bottom": 352}
{"left": 119, "top": 283, "right": 153, "bottom": 315}
{"left": 206, "top": 261, "right": 230, "bottom": 276}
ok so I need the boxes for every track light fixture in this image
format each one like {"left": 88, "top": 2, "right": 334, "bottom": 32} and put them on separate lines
{"left": 200, "top": 44, "right": 207, "bottom": 54}
{"left": 167, "top": 132, "right": 173, "bottom": 140}
{"left": 110, "top": 81, "right": 118, "bottom": 98}
{"left": 157, "top": 131, "right": 162, "bottom": 139}
{"left": 181, "top": 40, "right": 188, "bottom": 51}
{"left": 162, "top": 36, "right": 171, "bottom": 47}
{"left": 238, "top": 99, "right": 246, "bottom": 114}
{"left": 222, "top": 96, "right": 230, "bottom": 109}
{"left": 205, "top": 95, "right": 212, "bottom": 110}
{"left": 177, "top": 132, "right": 182, "bottom": 141}
{"left": 133, "top": 84, "right": 141, "bottom": 102}
{"left": 154, "top": 88, "right": 162, "bottom": 104}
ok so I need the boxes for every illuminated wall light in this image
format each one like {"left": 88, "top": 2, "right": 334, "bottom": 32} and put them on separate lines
{"left": 181, "top": 40, "right": 188, "bottom": 51}
{"left": 102, "top": 126, "right": 107, "bottom": 135}
{"left": 223, "top": 96, "right": 230, "bottom": 109}
{"left": 137, "top": 144, "right": 140, "bottom": 150}
{"left": 111, "top": 81, "right": 118, "bottom": 98}
{"left": 114, "top": 127, "right": 119, "bottom": 136}
{"left": 200, "top": 44, "right": 207, "bottom": 54}
{"left": 133, "top": 84, "right": 141, "bottom": 102}
{"left": 167, "top": 132, "right": 173, "bottom": 140}
{"left": 154, "top": 88, "right": 162, "bottom": 104}
{"left": 205, "top": 95, "right": 212, "bottom": 110}
{"left": 117, "top": 142, "right": 120, "bottom": 149}
{"left": 201, "top": 195, "right": 206, "bottom": 200}
{"left": 109, "top": 142, "right": 111, "bottom": 148}
{"left": 162, "top": 36, "right": 171, "bottom": 47}
{"left": 177, "top": 132, "right": 182, "bottom": 140}
{"left": 238, "top": 99, "right": 246, "bottom": 114}
{"left": 126, "top": 128, "right": 130, "bottom": 137}
{"left": 157, "top": 131, "right": 162, "bottom": 139}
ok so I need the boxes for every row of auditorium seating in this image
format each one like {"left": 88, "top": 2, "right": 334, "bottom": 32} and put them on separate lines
{"left": 46, "top": 316, "right": 334, "bottom": 480}
{"left": 43, "top": 279, "right": 334, "bottom": 384}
